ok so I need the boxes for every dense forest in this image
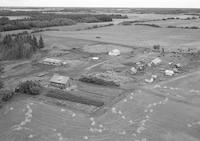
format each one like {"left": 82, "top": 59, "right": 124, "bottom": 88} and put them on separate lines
{"left": 0, "top": 10, "right": 128, "bottom": 31}
{"left": 0, "top": 32, "right": 44, "bottom": 60}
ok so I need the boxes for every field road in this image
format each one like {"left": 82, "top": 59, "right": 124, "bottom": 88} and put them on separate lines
{"left": 85, "top": 59, "right": 111, "bottom": 71}
{"left": 84, "top": 55, "right": 122, "bottom": 71}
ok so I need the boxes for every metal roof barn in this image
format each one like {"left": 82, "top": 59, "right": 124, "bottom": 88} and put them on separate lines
{"left": 42, "top": 58, "right": 63, "bottom": 66}
{"left": 50, "top": 74, "right": 70, "bottom": 89}
{"left": 151, "top": 58, "right": 162, "bottom": 65}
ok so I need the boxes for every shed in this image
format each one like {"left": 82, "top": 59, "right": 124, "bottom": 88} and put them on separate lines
{"left": 151, "top": 58, "right": 162, "bottom": 65}
{"left": 130, "top": 67, "right": 137, "bottom": 74}
{"left": 165, "top": 70, "right": 174, "bottom": 76}
{"left": 108, "top": 49, "right": 120, "bottom": 56}
{"left": 42, "top": 58, "right": 63, "bottom": 66}
{"left": 50, "top": 74, "right": 70, "bottom": 89}
{"left": 92, "top": 57, "right": 99, "bottom": 60}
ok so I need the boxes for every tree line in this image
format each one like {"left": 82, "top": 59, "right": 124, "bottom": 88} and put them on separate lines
{"left": 0, "top": 10, "right": 127, "bottom": 31}
{"left": 0, "top": 32, "right": 44, "bottom": 60}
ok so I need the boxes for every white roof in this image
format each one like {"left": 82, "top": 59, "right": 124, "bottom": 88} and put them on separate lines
{"left": 43, "top": 58, "right": 62, "bottom": 64}
{"left": 109, "top": 49, "right": 120, "bottom": 56}
{"left": 50, "top": 74, "right": 69, "bottom": 84}
{"left": 165, "top": 70, "right": 174, "bottom": 76}
{"left": 151, "top": 58, "right": 162, "bottom": 64}
{"left": 92, "top": 57, "right": 99, "bottom": 60}
{"left": 131, "top": 67, "right": 137, "bottom": 73}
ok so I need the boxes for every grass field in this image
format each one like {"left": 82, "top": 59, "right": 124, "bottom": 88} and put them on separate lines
{"left": 126, "top": 13, "right": 198, "bottom": 21}
{"left": 83, "top": 44, "right": 133, "bottom": 53}
{"left": 142, "top": 19, "right": 200, "bottom": 28}
{"left": 42, "top": 24, "right": 200, "bottom": 50}
{"left": 0, "top": 71, "right": 200, "bottom": 141}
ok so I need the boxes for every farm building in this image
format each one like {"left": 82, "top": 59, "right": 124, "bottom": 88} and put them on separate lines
{"left": 50, "top": 74, "right": 70, "bottom": 89}
{"left": 42, "top": 58, "right": 63, "bottom": 66}
{"left": 151, "top": 58, "right": 162, "bottom": 65}
{"left": 165, "top": 70, "right": 174, "bottom": 76}
{"left": 130, "top": 67, "right": 137, "bottom": 74}
{"left": 92, "top": 57, "right": 99, "bottom": 60}
{"left": 108, "top": 49, "right": 120, "bottom": 56}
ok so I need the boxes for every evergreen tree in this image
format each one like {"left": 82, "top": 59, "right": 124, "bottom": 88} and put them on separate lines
{"left": 0, "top": 32, "right": 43, "bottom": 60}
{"left": 38, "top": 36, "right": 44, "bottom": 48}
{"left": 32, "top": 35, "right": 38, "bottom": 48}
{"left": 0, "top": 63, "right": 3, "bottom": 89}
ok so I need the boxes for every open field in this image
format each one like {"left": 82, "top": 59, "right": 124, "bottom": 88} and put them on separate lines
{"left": 42, "top": 24, "right": 200, "bottom": 50}
{"left": 140, "top": 19, "right": 200, "bottom": 28}
{"left": 83, "top": 44, "right": 133, "bottom": 53}
{"left": 126, "top": 13, "right": 199, "bottom": 21}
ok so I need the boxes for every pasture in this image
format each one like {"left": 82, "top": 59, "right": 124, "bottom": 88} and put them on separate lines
{"left": 42, "top": 24, "right": 200, "bottom": 50}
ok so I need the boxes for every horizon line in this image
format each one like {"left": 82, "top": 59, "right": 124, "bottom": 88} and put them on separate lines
{"left": 0, "top": 6, "right": 200, "bottom": 9}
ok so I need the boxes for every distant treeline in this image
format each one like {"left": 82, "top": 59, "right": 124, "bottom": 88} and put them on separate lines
{"left": 60, "top": 8, "right": 94, "bottom": 13}
{"left": 0, "top": 10, "right": 128, "bottom": 31}
{"left": 135, "top": 23, "right": 161, "bottom": 28}
{"left": 129, "top": 8, "right": 200, "bottom": 15}
{"left": 0, "top": 32, "right": 44, "bottom": 60}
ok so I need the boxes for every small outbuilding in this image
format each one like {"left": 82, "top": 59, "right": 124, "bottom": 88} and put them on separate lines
{"left": 165, "top": 70, "right": 174, "bottom": 76}
{"left": 50, "top": 74, "right": 70, "bottom": 89}
{"left": 42, "top": 58, "right": 63, "bottom": 66}
{"left": 175, "top": 63, "right": 181, "bottom": 68}
{"left": 145, "top": 78, "right": 154, "bottom": 83}
{"left": 108, "top": 49, "right": 120, "bottom": 56}
{"left": 130, "top": 67, "right": 137, "bottom": 74}
{"left": 92, "top": 57, "right": 99, "bottom": 60}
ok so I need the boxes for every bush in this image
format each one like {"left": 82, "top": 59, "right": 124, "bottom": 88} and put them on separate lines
{"left": 135, "top": 23, "right": 161, "bottom": 28}
{"left": 0, "top": 89, "right": 15, "bottom": 102}
{"left": 167, "top": 25, "right": 176, "bottom": 28}
{"left": 15, "top": 80, "right": 42, "bottom": 95}
{"left": 121, "top": 21, "right": 132, "bottom": 25}
{"left": 190, "top": 26, "right": 199, "bottom": 29}
{"left": 153, "top": 45, "right": 160, "bottom": 51}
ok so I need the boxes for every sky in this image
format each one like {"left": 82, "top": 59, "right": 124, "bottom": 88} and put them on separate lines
{"left": 0, "top": 0, "right": 200, "bottom": 8}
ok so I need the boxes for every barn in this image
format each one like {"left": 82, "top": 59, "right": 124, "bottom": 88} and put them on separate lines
{"left": 50, "top": 74, "right": 70, "bottom": 89}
